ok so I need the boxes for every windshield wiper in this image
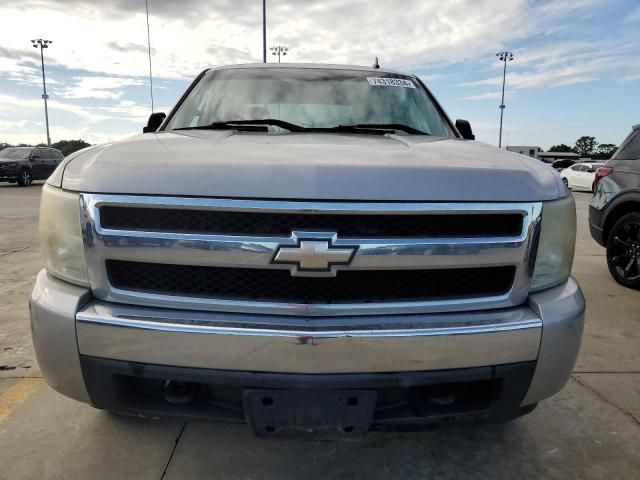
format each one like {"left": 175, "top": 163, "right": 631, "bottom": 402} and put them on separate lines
{"left": 173, "top": 119, "right": 308, "bottom": 132}
{"left": 331, "top": 124, "right": 429, "bottom": 135}
{"left": 173, "top": 120, "right": 429, "bottom": 135}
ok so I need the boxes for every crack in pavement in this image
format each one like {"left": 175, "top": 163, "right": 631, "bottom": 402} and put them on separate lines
{"left": 0, "top": 376, "right": 44, "bottom": 379}
{"left": 571, "top": 374, "right": 640, "bottom": 426}
{"left": 0, "top": 247, "right": 30, "bottom": 258}
{"left": 573, "top": 371, "right": 640, "bottom": 374}
{"left": 160, "top": 420, "right": 187, "bottom": 480}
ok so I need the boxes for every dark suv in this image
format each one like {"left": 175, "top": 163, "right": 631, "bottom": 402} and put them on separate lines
{"left": 590, "top": 124, "right": 640, "bottom": 289}
{"left": 0, "top": 146, "right": 64, "bottom": 186}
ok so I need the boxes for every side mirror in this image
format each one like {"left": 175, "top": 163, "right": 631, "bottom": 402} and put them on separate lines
{"left": 30, "top": 153, "right": 39, "bottom": 160}
{"left": 143, "top": 112, "right": 166, "bottom": 133}
{"left": 455, "top": 119, "right": 475, "bottom": 140}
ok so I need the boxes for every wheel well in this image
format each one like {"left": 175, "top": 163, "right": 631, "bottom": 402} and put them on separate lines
{"left": 604, "top": 201, "right": 640, "bottom": 244}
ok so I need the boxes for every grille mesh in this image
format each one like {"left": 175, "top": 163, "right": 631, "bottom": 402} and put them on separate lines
{"left": 99, "top": 207, "right": 523, "bottom": 238}
{"left": 107, "top": 260, "right": 516, "bottom": 304}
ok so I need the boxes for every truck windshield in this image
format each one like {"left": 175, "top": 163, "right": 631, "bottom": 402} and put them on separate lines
{"left": 0, "top": 148, "right": 31, "bottom": 159}
{"left": 164, "top": 68, "right": 452, "bottom": 136}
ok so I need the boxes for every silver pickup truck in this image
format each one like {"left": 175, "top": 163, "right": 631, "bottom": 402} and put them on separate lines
{"left": 31, "top": 64, "right": 584, "bottom": 436}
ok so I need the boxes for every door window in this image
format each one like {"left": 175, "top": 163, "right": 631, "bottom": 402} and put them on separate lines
{"left": 615, "top": 131, "right": 640, "bottom": 160}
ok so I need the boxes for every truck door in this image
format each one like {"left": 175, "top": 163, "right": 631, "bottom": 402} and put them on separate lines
{"left": 30, "top": 148, "right": 48, "bottom": 179}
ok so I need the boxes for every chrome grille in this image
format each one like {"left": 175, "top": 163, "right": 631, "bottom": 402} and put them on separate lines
{"left": 99, "top": 206, "right": 523, "bottom": 238}
{"left": 80, "top": 195, "right": 542, "bottom": 316}
{"left": 107, "top": 261, "right": 516, "bottom": 304}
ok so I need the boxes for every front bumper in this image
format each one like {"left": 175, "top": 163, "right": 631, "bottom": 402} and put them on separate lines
{"left": 588, "top": 204, "right": 605, "bottom": 246}
{"left": 30, "top": 270, "right": 585, "bottom": 421}
{"left": 0, "top": 165, "right": 19, "bottom": 180}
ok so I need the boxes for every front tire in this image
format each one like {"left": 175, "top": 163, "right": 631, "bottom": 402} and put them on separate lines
{"left": 606, "top": 212, "right": 640, "bottom": 289}
{"left": 562, "top": 178, "right": 569, "bottom": 188}
{"left": 17, "top": 168, "right": 33, "bottom": 186}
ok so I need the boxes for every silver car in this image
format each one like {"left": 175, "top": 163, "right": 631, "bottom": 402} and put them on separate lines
{"left": 31, "top": 64, "right": 584, "bottom": 436}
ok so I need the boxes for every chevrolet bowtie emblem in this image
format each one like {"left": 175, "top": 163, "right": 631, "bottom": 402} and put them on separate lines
{"left": 273, "top": 238, "right": 356, "bottom": 276}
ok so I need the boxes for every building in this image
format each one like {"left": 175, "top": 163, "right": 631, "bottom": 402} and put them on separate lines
{"left": 506, "top": 146, "right": 542, "bottom": 158}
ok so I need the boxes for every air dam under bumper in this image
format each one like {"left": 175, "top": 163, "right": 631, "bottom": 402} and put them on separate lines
{"left": 30, "top": 271, "right": 584, "bottom": 409}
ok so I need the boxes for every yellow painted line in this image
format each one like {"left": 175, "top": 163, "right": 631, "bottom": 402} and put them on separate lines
{"left": 0, "top": 378, "right": 43, "bottom": 421}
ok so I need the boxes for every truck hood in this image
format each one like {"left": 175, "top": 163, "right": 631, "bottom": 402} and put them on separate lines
{"left": 62, "top": 131, "right": 561, "bottom": 201}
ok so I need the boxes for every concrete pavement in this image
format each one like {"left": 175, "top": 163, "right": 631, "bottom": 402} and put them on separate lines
{"left": 0, "top": 183, "right": 638, "bottom": 479}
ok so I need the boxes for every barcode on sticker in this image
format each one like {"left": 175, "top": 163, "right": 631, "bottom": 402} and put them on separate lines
{"left": 367, "top": 77, "right": 416, "bottom": 88}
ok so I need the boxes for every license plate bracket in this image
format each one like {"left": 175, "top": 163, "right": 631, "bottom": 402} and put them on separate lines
{"left": 244, "top": 389, "right": 377, "bottom": 437}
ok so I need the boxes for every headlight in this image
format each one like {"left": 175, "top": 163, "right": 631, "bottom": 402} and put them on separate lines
{"left": 39, "top": 184, "right": 89, "bottom": 286}
{"left": 531, "top": 196, "right": 576, "bottom": 291}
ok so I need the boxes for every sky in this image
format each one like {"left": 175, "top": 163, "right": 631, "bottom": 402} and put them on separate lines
{"left": 1, "top": 0, "right": 639, "bottom": 149}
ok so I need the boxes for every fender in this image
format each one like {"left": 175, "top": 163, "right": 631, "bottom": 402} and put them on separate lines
{"left": 602, "top": 189, "right": 640, "bottom": 242}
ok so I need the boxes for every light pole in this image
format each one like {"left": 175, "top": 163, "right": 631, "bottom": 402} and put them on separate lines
{"left": 270, "top": 45, "right": 288, "bottom": 63}
{"left": 496, "top": 51, "right": 514, "bottom": 149}
{"left": 31, "top": 38, "right": 52, "bottom": 146}
{"left": 262, "top": 0, "right": 267, "bottom": 63}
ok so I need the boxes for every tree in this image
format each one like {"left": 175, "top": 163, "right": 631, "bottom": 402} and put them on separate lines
{"left": 51, "top": 139, "right": 91, "bottom": 156}
{"left": 548, "top": 144, "right": 574, "bottom": 153}
{"left": 593, "top": 143, "right": 618, "bottom": 160}
{"left": 574, "top": 136, "right": 598, "bottom": 157}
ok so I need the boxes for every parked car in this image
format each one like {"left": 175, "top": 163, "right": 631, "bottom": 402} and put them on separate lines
{"left": 551, "top": 158, "right": 575, "bottom": 171}
{"left": 31, "top": 64, "right": 584, "bottom": 436}
{"left": 560, "top": 162, "right": 604, "bottom": 192}
{"left": 590, "top": 124, "right": 640, "bottom": 289}
{"left": 0, "top": 146, "right": 64, "bottom": 186}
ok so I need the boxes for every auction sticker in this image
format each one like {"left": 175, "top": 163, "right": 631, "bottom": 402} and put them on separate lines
{"left": 367, "top": 77, "right": 416, "bottom": 88}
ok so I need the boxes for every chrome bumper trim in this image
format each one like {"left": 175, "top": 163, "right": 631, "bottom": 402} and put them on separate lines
{"left": 76, "top": 301, "right": 542, "bottom": 374}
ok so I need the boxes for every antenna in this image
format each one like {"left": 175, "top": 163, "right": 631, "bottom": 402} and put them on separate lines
{"left": 373, "top": 56, "right": 380, "bottom": 69}
{"left": 145, "top": 0, "right": 154, "bottom": 113}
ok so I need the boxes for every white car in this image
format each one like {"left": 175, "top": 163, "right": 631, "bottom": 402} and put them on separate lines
{"left": 560, "top": 162, "right": 604, "bottom": 192}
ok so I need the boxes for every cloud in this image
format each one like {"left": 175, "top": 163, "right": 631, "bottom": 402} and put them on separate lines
{"left": 456, "top": 35, "right": 638, "bottom": 100}
{"left": 0, "top": 46, "right": 40, "bottom": 62}
{"left": 0, "top": 119, "right": 29, "bottom": 131}
{"left": 0, "top": 93, "right": 107, "bottom": 122}
{"left": 460, "top": 62, "right": 603, "bottom": 90}
{"left": 625, "top": 6, "right": 640, "bottom": 23}
{"left": 60, "top": 76, "right": 145, "bottom": 100}
{"left": 463, "top": 92, "right": 505, "bottom": 101}
{"left": 206, "top": 44, "right": 255, "bottom": 65}
{"left": 0, "top": 92, "right": 152, "bottom": 133}
{"left": 96, "top": 100, "right": 169, "bottom": 123}
{"left": 1, "top": 120, "right": 131, "bottom": 146}
{"left": 107, "top": 42, "right": 153, "bottom": 55}
{"left": 0, "top": 0, "right": 612, "bottom": 81}
{"left": 0, "top": 93, "right": 148, "bottom": 144}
